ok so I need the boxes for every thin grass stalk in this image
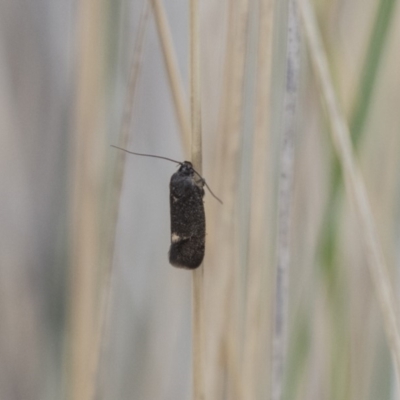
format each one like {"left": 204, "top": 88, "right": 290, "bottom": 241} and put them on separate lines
{"left": 212, "top": 0, "right": 249, "bottom": 192}
{"left": 271, "top": 1, "right": 300, "bottom": 399}
{"left": 298, "top": 0, "right": 400, "bottom": 384}
{"left": 151, "top": 0, "right": 191, "bottom": 155}
{"left": 206, "top": 0, "right": 251, "bottom": 397}
{"left": 190, "top": 0, "right": 204, "bottom": 399}
{"left": 242, "top": 0, "right": 274, "bottom": 397}
{"left": 67, "top": 0, "right": 105, "bottom": 399}
{"left": 91, "top": 2, "right": 151, "bottom": 399}
{"left": 314, "top": 8, "right": 399, "bottom": 391}
{"left": 317, "top": 0, "right": 398, "bottom": 346}
{"left": 350, "top": 0, "right": 397, "bottom": 144}
{"left": 211, "top": 0, "right": 251, "bottom": 398}
{"left": 211, "top": 1, "right": 236, "bottom": 194}
{"left": 222, "top": 2, "right": 251, "bottom": 396}
{"left": 205, "top": 4, "right": 238, "bottom": 398}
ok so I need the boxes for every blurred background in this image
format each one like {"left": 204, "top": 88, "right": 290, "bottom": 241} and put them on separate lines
{"left": 0, "top": 0, "right": 400, "bottom": 399}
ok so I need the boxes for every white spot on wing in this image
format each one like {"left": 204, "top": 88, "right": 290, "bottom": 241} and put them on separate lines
{"left": 171, "top": 233, "right": 180, "bottom": 243}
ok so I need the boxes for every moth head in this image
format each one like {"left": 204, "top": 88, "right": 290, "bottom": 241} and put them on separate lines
{"left": 178, "top": 161, "right": 194, "bottom": 176}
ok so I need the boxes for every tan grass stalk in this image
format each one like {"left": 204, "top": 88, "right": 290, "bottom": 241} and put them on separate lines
{"left": 90, "top": 2, "right": 151, "bottom": 399}
{"left": 67, "top": 0, "right": 105, "bottom": 399}
{"left": 206, "top": 0, "right": 250, "bottom": 398}
{"left": 219, "top": 4, "right": 251, "bottom": 395}
{"left": 298, "top": 0, "right": 400, "bottom": 382}
{"left": 190, "top": 0, "right": 205, "bottom": 399}
{"left": 242, "top": 0, "right": 275, "bottom": 397}
{"left": 271, "top": 1, "right": 300, "bottom": 399}
{"left": 204, "top": 5, "right": 238, "bottom": 396}
{"left": 151, "top": 0, "right": 191, "bottom": 155}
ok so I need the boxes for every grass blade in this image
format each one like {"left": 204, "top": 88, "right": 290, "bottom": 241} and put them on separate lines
{"left": 299, "top": 0, "right": 400, "bottom": 383}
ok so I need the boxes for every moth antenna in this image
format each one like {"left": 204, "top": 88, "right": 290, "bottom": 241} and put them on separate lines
{"left": 204, "top": 182, "right": 223, "bottom": 205}
{"left": 111, "top": 145, "right": 182, "bottom": 165}
{"left": 112, "top": 145, "right": 223, "bottom": 204}
{"left": 192, "top": 169, "right": 223, "bottom": 205}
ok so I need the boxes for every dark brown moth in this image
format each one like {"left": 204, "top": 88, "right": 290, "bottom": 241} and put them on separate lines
{"left": 169, "top": 161, "right": 205, "bottom": 269}
{"left": 111, "top": 145, "right": 222, "bottom": 269}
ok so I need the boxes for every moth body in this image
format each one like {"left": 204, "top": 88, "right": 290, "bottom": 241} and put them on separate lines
{"left": 110, "top": 145, "right": 220, "bottom": 269}
{"left": 169, "top": 161, "right": 205, "bottom": 269}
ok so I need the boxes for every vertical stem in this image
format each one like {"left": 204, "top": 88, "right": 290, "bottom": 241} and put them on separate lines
{"left": 151, "top": 0, "right": 191, "bottom": 155}
{"left": 192, "top": 269, "right": 205, "bottom": 400}
{"left": 271, "top": 1, "right": 300, "bottom": 399}
{"left": 207, "top": 0, "right": 250, "bottom": 397}
{"left": 243, "top": 0, "right": 274, "bottom": 397}
{"left": 190, "top": 0, "right": 202, "bottom": 171}
{"left": 91, "top": 2, "right": 151, "bottom": 398}
{"left": 67, "top": 0, "right": 105, "bottom": 399}
{"left": 190, "top": 1, "right": 204, "bottom": 400}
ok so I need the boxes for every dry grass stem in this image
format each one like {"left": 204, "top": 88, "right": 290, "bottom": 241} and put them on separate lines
{"left": 242, "top": 0, "right": 275, "bottom": 397}
{"left": 190, "top": 0, "right": 205, "bottom": 399}
{"left": 272, "top": 1, "right": 300, "bottom": 399}
{"left": 151, "top": 0, "right": 191, "bottom": 155}
{"left": 67, "top": 0, "right": 105, "bottom": 399}
{"left": 192, "top": 269, "right": 205, "bottom": 400}
{"left": 299, "top": 0, "right": 400, "bottom": 383}
{"left": 91, "top": 2, "right": 151, "bottom": 399}
{"left": 222, "top": 0, "right": 251, "bottom": 396}
{"left": 206, "top": 0, "right": 250, "bottom": 398}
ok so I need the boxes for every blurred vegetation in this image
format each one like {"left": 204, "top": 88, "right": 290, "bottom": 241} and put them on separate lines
{"left": 0, "top": 0, "right": 399, "bottom": 399}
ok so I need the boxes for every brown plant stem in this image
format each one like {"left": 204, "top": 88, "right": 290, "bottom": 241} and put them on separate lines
{"left": 190, "top": 0, "right": 205, "bottom": 399}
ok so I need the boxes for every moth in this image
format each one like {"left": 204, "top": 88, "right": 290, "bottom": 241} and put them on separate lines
{"left": 111, "top": 145, "right": 222, "bottom": 269}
